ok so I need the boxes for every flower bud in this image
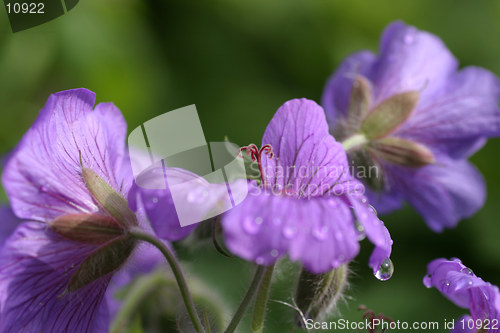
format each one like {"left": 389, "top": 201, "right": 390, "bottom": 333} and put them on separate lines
{"left": 361, "top": 91, "right": 419, "bottom": 139}
{"left": 295, "top": 265, "right": 348, "bottom": 325}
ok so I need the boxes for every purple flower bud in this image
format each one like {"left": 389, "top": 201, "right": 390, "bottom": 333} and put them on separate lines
{"left": 296, "top": 265, "right": 348, "bottom": 325}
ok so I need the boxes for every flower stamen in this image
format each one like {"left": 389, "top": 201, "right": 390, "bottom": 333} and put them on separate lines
{"left": 240, "top": 144, "right": 274, "bottom": 187}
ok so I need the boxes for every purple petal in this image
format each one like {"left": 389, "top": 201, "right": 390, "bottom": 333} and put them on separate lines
{"left": 424, "top": 258, "right": 500, "bottom": 327}
{"left": 261, "top": 99, "right": 353, "bottom": 198}
{"left": 322, "top": 51, "right": 376, "bottom": 125}
{"left": 2, "top": 89, "right": 131, "bottom": 222}
{"left": 129, "top": 165, "right": 243, "bottom": 240}
{"left": 128, "top": 166, "right": 196, "bottom": 241}
{"left": 222, "top": 185, "right": 360, "bottom": 273}
{"left": 0, "top": 222, "right": 111, "bottom": 332}
{"left": 346, "top": 192, "right": 392, "bottom": 274}
{"left": 450, "top": 315, "right": 475, "bottom": 333}
{"left": 397, "top": 66, "right": 500, "bottom": 158}
{"left": 388, "top": 156, "right": 486, "bottom": 232}
{"left": 364, "top": 186, "right": 403, "bottom": 214}
{"left": 0, "top": 206, "right": 21, "bottom": 246}
{"left": 371, "top": 21, "right": 457, "bottom": 104}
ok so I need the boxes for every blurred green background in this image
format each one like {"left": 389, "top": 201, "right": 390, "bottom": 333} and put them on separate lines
{"left": 1, "top": 0, "right": 500, "bottom": 332}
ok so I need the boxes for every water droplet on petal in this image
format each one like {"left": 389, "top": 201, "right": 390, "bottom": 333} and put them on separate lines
{"left": 327, "top": 199, "right": 337, "bottom": 207}
{"left": 374, "top": 258, "right": 394, "bottom": 281}
{"left": 256, "top": 257, "right": 265, "bottom": 265}
{"left": 243, "top": 217, "right": 262, "bottom": 234}
{"left": 255, "top": 216, "right": 263, "bottom": 225}
{"left": 334, "top": 231, "right": 343, "bottom": 240}
{"left": 354, "top": 220, "right": 366, "bottom": 241}
{"left": 152, "top": 197, "right": 158, "bottom": 204}
{"left": 361, "top": 198, "right": 367, "bottom": 203}
{"left": 312, "top": 225, "right": 329, "bottom": 241}
{"left": 283, "top": 225, "right": 297, "bottom": 239}
{"left": 338, "top": 254, "right": 345, "bottom": 261}
{"left": 270, "top": 249, "right": 279, "bottom": 257}
{"left": 460, "top": 267, "right": 474, "bottom": 275}
{"left": 273, "top": 217, "right": 282, "bottom": 226}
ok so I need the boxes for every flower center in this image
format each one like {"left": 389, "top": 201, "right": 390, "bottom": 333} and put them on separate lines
{"left": 239, "top": 144, "right": 274, "bottom": 187}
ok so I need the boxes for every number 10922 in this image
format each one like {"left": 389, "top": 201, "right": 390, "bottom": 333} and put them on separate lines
{"left": 6, "top": 2, "right": 45, "bottom": 14}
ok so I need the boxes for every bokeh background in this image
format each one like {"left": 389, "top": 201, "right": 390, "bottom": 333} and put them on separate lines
{"left": 1, "top": 0, "right": 500, "bottom": 332}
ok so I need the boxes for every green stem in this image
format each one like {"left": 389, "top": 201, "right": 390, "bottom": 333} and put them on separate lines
{"left": 224, "top": 266, "right": 267, "bottom": 333}
{"left": 342, "top": 133, "right": 368, "bottom": 151}
{"left": 251, "top": 264, "right": 275, "bottom": 333}
{"left": 129, "top": 228, "right": 205, "bottom": 333}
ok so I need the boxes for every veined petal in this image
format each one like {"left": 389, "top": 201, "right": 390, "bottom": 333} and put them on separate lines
{"left": 0, "top": 222, "right": 112, "bottom": 332}
{"left": 222, "top": 187, "right": 358, "bottom": 273}
{"left": 397, "top": 66, "right": 500, "bottom": 158}
{"left": 2, "top": 89, "right": 131, "bottom": 222}
{"left": 261, "top": 99, "right": 354, "bottom": 198}
{"left": 346, "top": 192, "right": 393, "bottom": 274}
{"left": 222, "top": 184, "right": 392, "bottom": 274}
{"left": 371, "top": 21, "right": 457, "bottom": 104}
{"left": 388, "top": 156, "right": 486, "bottom": 232}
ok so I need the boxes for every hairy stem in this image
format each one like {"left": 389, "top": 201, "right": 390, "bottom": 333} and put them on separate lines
{"left": 129, "top": 228, "right": 205, "bottom": 333}
{"left": 251, "top": 264, "right": 275, "bottom": 333}
{"left": 224, "top": 266, "right": 267, "bottom": 333}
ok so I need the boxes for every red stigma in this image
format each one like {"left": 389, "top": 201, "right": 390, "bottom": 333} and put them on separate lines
{"left": 239, "top": 144, "right": 274, "bottom": 187}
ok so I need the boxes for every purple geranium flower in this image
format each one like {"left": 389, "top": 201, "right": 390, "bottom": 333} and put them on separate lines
{"left": 322, "top": 21, "right": 500, "bottom": 231}
{"left": 221, "top": 98, "right": 393, "bottom": 276}
{"left": 424, "top": 258, "right": 500, "bottom": 333}
{"left": 0, "top": 89, "right": 159, "bottom": 332}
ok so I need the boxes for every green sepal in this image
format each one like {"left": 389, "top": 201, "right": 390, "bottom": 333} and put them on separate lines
{"left": 361, "top": 91, "right": 419, "bottom": 139}
{"left": 82, "top": 168, "right": 138, "bottom": 227}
